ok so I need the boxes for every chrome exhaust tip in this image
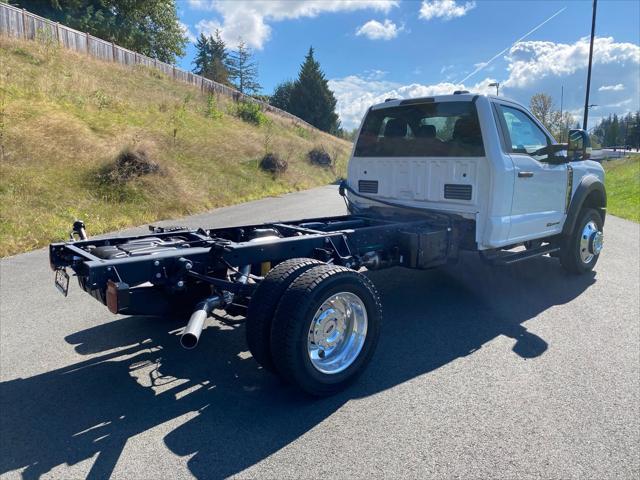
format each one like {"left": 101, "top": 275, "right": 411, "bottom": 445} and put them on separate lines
{"left": 180, "top": 296, "right": 220, "bottom": 349}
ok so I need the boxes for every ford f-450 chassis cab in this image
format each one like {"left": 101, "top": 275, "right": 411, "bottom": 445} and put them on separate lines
{"left": 50, "top": 93, "right": 606, "bottom": 395}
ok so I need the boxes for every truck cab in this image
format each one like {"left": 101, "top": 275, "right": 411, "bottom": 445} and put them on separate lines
{"left": 346, "top": 93, "right": 606, "bottom": 256}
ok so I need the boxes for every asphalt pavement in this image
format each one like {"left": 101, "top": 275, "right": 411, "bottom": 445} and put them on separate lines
{"left": 1, "top": 185, "right": 638, "bottom": 479}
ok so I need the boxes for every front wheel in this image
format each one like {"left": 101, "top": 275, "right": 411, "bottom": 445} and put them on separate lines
{"left": 559, "top": 208, "right": 604, "bottom": 274}
{"left": 270, "top": 265, "right": 382, "bottom": 396}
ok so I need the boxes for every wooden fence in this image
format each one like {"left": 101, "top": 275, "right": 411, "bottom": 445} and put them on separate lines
{"left": 0, "top": 3, "right": 316, "bottom": 130}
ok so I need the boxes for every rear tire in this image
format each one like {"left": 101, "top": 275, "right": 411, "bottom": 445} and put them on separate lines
{"left": 270, "top": 265, "right": 382, "bottom": 396}
{"left": 246, "top": 258, "right": 323, "bottom": 372}
{"left": 559, "top": 208, "right": 604, "bottom": 274}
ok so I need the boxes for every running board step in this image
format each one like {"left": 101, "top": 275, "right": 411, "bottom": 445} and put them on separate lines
{"left": 482, "top": 244, "right": 560, "bottom": 266}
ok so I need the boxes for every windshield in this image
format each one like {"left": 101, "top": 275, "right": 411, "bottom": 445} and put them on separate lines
{"left": 354, "top": 101, "right": 484, "bottom": 157}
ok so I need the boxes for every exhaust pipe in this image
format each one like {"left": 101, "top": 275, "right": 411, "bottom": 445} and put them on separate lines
{"left": 236, "top": 264, "right": 251, "bottom": 284}
{"left": 180, "top": 296, "right": 221, "bottom": 349}
{"left": 180, "top": 265, "right": 251, "bottom": 350}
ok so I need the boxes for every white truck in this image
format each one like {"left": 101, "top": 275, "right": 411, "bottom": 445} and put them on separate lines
{"left": 347, "top": 92, "right": 605, "bottom": 269}
{"left": 50, "top": 92, "right": 606, "bottom": 396}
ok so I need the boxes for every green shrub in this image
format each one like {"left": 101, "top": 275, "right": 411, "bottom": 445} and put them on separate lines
{"left": 295, "top": 125, "right": 311, "bottom": 139}
{"left": 92, "top": 89, "right": 111, "bottom": 110}
{"left": 206, "top": 94, "right": 223, "bottom": 120}
{"left": 233, "top": 100, "right": 267, "bottom": 125}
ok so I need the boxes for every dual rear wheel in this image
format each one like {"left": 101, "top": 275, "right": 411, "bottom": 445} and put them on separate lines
{"left": 246, "top": 259, "right": 381, "bottom": 396}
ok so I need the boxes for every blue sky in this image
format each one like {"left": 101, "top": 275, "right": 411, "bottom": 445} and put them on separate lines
{"left": 177, "top": 0, "right": 640, "bottom": 130}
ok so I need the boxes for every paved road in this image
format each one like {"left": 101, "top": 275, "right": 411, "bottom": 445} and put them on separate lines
{"left": 1, "top": 186, "right": 638, "bottom": 479}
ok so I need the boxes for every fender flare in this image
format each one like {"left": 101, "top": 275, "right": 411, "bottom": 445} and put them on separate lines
{"left": 563, "top": 175, "right": 607, "bottom": 236}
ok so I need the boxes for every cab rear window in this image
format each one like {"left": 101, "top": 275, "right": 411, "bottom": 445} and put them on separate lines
{"left": 354, "top": 101, "right": 484, "bottom": 157}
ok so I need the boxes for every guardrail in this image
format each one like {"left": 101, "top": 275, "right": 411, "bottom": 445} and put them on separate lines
{"left": 0, "top": 3, "right": 317, "bottom": 131}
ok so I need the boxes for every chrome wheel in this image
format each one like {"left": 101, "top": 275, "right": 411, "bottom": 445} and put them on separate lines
{"left": 307, "top": 292, "right": 368, "bottom": 375}
{"left": 579, "top": 220, "right": 603, "bottom": 264}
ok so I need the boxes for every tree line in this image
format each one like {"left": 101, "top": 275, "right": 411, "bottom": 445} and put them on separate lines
{"left": 591, "top": 112, "right": 640, "bottom": 150}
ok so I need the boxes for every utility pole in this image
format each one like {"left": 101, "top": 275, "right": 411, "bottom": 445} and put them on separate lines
{"left": 583, "top": 0, "right": 598, "bottom": 130}
{"left": 623, "top": 117, "right": 629, "bottom": 154}
{"left": 560, "top": 85, "right": 564, "bottom": 142}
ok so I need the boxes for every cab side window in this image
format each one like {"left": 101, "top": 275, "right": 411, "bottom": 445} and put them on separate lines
{"left": 499, "top": 105, "right": 551, "bottom": 162}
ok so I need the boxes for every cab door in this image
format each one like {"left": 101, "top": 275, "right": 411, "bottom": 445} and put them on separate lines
{"left": 495, "top": 103, "right": 568, "bottom": 242}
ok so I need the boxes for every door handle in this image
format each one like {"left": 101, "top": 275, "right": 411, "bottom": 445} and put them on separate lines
{"left": 518, "top": 171, "right": 534, "bottom": 178}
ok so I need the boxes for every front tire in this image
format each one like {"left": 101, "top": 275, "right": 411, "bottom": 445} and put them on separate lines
{"left": 270, "top": 265, "right": 382, "bottom": 396}
{"left": 559, "top": 208, "right": 604, "bottom": 274}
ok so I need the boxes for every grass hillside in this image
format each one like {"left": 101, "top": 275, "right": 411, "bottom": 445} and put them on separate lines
{"left": 0, "top": 36, "right": 351, "bottom": 257}
{"left": 603, "top": 153, "right": 639, "bottom": 223}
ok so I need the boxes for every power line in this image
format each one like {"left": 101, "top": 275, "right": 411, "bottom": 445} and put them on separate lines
{"left": 457, "top": 7, "right": 567, "bottom": 85}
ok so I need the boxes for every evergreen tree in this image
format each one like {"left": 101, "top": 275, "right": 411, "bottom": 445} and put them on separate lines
{"left": 192, "top": 31, "right": 229, "bottom": 84}
{"left": 270, "top": 81, "right": 294, "bottom": 111}
{"left": 193, "top": 33, "right": 212, "bottom": 77}
{"left": 209, "top": 29, "right": 230, "bottom": 85}
{"left": 226, "top": 40, "right": 261, "bottom": 94}
{"left": 631, "top": 112, "right": 640, "bottom": 150}
{"left": 607, "top": 114, "right": 620, "bottom": 146}
{"left": 289, "top": 47, "right": 339, "bottom": 133}
{"left": 592, "top": 112, "right": 640, "bottom": 149}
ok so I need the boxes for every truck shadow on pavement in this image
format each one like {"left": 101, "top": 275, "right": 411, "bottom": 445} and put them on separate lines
{"left": 0, "top": 254, "right": 595, "bottom": 479}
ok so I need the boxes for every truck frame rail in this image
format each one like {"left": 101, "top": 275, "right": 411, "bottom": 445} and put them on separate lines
{"left": 50, "top": 213, "right": 460, "bottom": 317}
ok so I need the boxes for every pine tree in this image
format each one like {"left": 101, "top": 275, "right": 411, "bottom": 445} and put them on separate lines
{"left": 193, "top": 31, "right": 230, "bottom": 84}
{"left": 193, "top": 33, "right": 212, "bottom": 77}
{"left": 226, "top": 40, "right": 261, "bottom": 94}
{"left": 593, "top": 111, "right": 640, "bottom": 149}
{"left": 607, "top": 114, "right": 620, "bottom": 147}
{"left": 289, "top": 47, "right": 339, "bottom": 133}
{"left": 632, "top": 112, "right": 640, "bottom": 150}
{"left": 209, "top": 30, "right": 230, "bottom": 85}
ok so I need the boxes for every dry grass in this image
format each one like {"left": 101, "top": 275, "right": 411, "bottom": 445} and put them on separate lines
{"left": 0, "top": 36, "right": 352, "bottom": 256}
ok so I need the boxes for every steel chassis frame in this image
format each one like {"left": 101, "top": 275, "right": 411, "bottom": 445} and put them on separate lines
{"left": 50, "top": 213, "right": 454, "bottom": 316}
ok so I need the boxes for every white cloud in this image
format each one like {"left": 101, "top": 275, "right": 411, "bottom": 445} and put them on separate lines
{"left": 191, "top": 0, "right": 398, "bottom": 49}
{"left": 356, "top": 19, "right": 402, "bottom": 40}
{"left": 504, "top": 36, "right": 640, "bottom": 89}
{"left": 179, "top": 21, "right": 196, "bottom": 43}
{"left": 419, "top": 0, "right": 476, "bottom": 21}
{"left": 328, "top": 74, "right": 496, "bottom": 129}
{"left": 598, "top": 83, "right": 625, "bottom": 92}
{"left": 330, "top": 35, "right": 640, "bottom": 130}
{"left": 363, "top": 69, "right": 389, "bottom": 80}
